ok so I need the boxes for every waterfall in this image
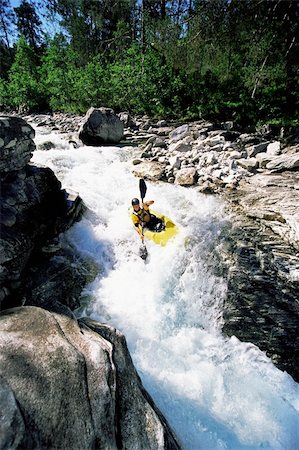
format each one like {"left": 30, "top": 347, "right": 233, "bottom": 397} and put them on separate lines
{"left": 32, "top": 128, "right": 299, "bottom": 450}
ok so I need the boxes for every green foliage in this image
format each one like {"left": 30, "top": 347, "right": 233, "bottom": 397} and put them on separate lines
{"left": 7, "top": 36, "right": 46, "bottom": 111}
{"left": 1, "top": 1, "right": 298, "bottom": 125}
{"left": 0, "top": 77, "right": 8, "bottom": 106}
{"left": 40, "top": 34, "right": 79, "bottom": 111}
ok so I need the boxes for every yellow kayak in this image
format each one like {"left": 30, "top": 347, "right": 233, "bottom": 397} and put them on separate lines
{"left": 142, "top": 210, "right": 178, "bottom": 246}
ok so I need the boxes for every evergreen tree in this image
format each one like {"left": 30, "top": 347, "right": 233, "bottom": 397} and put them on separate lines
{"left": 14, "top": 0, "right": 44, "bottom": 49}
{"left": 45, "top": 0, "right": 134, "bottom": 61}
{"left": 0, "top": 0, "right": 15, "bottom": 77}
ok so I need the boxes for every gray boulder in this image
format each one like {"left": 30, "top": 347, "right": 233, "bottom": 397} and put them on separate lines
{"left": 0, "top": 307, "right": 181, "bottom": 450}
{"left": 79, "top": 107, "right": 124, "bottom": 145}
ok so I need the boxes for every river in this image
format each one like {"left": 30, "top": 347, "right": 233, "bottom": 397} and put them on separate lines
{"left": 32, "top": 128, "right": 299, "bottom": 450}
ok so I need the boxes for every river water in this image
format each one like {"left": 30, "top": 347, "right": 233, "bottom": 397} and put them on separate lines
{"left": 32, "top": 128, "right": 299, "bottom": 450}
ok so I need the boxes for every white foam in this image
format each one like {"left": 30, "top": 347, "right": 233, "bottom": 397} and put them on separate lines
{"left": 32, "top": 129, "right": 299, "bottom": 450}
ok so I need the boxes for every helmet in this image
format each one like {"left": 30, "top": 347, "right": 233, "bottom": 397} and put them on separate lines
{"left": 131, "top": 198, "right": 140, "bottom": 206}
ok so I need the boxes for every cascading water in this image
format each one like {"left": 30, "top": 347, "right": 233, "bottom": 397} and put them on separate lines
{"left": 32, "top": 128, "right": 299, "bottom": 450}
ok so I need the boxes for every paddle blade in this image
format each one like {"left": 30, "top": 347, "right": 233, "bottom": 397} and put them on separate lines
{"left": 139, "top": 244, "right": 148, "bottom": 260}
{"left": 139, "top": 178, "right": 147, "bottom": 201}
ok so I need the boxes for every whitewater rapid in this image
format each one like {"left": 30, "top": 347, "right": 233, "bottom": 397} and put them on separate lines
{"left": 32, "top": 128, "right": 299, "bottom": 450}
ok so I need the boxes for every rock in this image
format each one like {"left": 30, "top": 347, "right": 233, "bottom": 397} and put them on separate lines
{"left": 153, "top": 138, "right": 167, "bottom": 148}
{"left": 267, "top": 141, "right": 281, "bottom": 156}
{"left": 169, "top": 124, "right": 190, "bottom": 143}
{"left": 132, "top": 161, "right": 165, "bottom": 181}
{"left": 156, "top": 119, "right": 168, "bottom": 127}
{"left": 255, "top": 152, "right": 273, "bottom": 169}
{"left": 168, "top": 155, "right": 181, "bottom": 170}
{"left": 0, "top": 117, "right": 35, "bottom": 173}
{"left": 236, "top": 158, "right": 258, "bottom": 172}
{"left": 37, "top": 141, "right": 56, "bottom": 151}
{"left": 221, "top": 121, "right": 234, "bottom": 130}
{"left": 157, "top": 126, "right": 175, "bottom": 136}
{"left": 266, "top": 154, "right": 299, "bottom": 171}
{"left": 168, "top": 141, "right": 192, "bottom": 153}
{"left": 82, "top": 318, "right": 181, "bottom": 450}
{"left": 0, "top": 118, "right": 86, "bottom": 310}
{"left": 217, "top": 211, "right": 299, "bottom": 381}
{"left": 118, "top": 111, "right": 137, "bottom": 129}
{"left": 228, "top": 150, "right": 242, "bottom": 160}
{"left": 79, "top": 107, "right": 124, "bottom": 145}
{"left": 227, "top": 172, "right": 299, "bottom": 251}
{"left": 246, "top": 142, "right": 269, "bottom": 157}
{"left": 0, "top": 307, "right": 181, "bottom": 450}
{"left": 174, "top": 167, "right": 197, "bottom": 185}
{"left": 0, "top": 381, "right": 26, "bottom": 449}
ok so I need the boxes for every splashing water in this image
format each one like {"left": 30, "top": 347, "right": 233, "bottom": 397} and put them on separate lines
{"left": 32, "top": 128, "right": 299, "bottom": 450}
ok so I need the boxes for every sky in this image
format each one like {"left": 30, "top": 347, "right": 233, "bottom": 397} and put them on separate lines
{"left": 8, "top": 0, "right": 62, "bottom": 43}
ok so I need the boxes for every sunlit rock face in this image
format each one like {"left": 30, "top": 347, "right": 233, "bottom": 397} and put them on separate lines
{"left": 0, "top": 307, "right": 181, "bottom": 450}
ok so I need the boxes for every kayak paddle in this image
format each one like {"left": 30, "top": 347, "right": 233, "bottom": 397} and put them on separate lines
{"left": 138, "top": 178, "right": 148, "bottom": 260}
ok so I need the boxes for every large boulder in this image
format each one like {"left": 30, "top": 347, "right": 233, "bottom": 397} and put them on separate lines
{"left": 79, "top": 107, "right": 124, "bottom": 145}
{"left": 0, "top": 307, "right": 181, "bottom": 450}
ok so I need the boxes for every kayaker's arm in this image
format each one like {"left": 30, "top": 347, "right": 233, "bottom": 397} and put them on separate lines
{"left": 132, "top": 214, "right": 144, "bottom": 241}
{"left": 142, "top": 200, "right": 154, "bottom": 210}
{"left": 134, "top": 223, "right": 144, "bottom": 241}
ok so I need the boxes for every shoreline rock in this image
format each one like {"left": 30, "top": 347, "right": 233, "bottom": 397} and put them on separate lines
{"left": 0, "top": 306, "right": 181, "bottom": 450}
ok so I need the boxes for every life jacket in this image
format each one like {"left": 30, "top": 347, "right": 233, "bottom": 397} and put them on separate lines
{"left": 132, "top": 207, "right": 151, "bottom": 224}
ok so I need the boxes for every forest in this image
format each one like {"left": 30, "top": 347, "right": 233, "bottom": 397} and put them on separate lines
{"left": 0, "top": 0, "right": 298, "bottom": 127}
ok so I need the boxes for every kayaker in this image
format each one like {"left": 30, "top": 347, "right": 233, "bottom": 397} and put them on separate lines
{"left": 131, "top": 198, "right": 165, "bottom": 241}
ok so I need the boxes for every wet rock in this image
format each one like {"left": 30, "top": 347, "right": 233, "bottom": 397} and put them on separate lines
{"left": 37, "top": 140, "right": 56, "bottom": 151}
